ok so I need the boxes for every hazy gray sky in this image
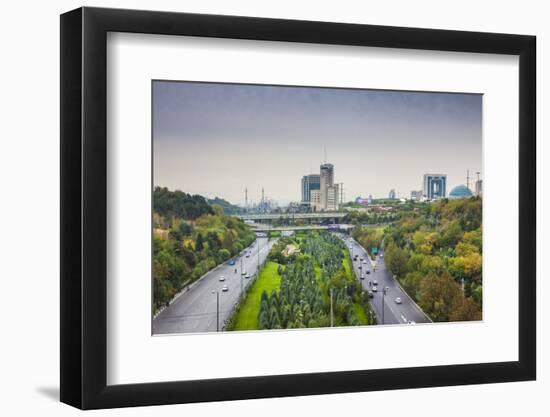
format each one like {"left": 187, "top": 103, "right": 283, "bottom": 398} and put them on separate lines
{"left": 153, "top": 81, "right": 482, "bottom": 205}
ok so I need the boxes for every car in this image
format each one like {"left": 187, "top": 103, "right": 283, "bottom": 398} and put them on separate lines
{"left": 408, "top": 321, "right": 416, "bottom": 324}
{"left": 373, "top": 280, "right": 378, "bottom": 286}
{"left": 229, "top": 259, "right": 235, "bottom": 266}
{"left": 380, "top": 254, "right": 384, "bottom": 258}
{"left": 360, "top": 258, "right": 364, "bottom": 261}
{"left": 366, "top": 270, "right": 371, "bottom": 275}
{"left": 367, "top": 291, "right": 374, "bottom": 298}
{"left": 372, "top": 286, "right": 378, "bottom": 292}
{"left": 360, "top": 275, "right": 364, "bottom": 280}
{"left": 222, "top": 285, "right": 228, "bottom": 292}
{"left": 245, "top": 273, "right": 250, "bottom": 279}
{"left": 358, "top": 265, "right": 362, "bottom": 269}
{"left": 241, "top": 271, "right": 246, "bottom": 275}
{"left": 395, "top": 297, "right": 402, "bottom": 304}
{"left": 245, "top": 253, "right": 250, "bottom": 258}
{"left": 219, "top": 276, "right": 225, "bottom": 282}
{"left": 362, "top": 260, "right": 367, "bottom": 264}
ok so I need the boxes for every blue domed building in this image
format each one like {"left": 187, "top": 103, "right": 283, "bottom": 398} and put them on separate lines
{"left": 448, "top": 185, "right": 473, "bottom": 199}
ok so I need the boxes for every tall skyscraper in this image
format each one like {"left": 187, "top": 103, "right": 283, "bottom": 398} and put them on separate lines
{"left": 301, "top": 174, "right": 321, "bottom": 203}
{"left": 423, "top": 174, "right": 447, "bottom": 199}
{"left": 389, "top": 189, "right": 396, "bottom": 199}
{"left": 320, "top": 163, "right": 334, "bottom": 209}
{"left": 300, "top": 162, "right": 342, "bottom": 211}
{"left": 475, "top": 172, "right": 482, "bottom": 197}
{"left": 475, "top": 179, "right": 483, "bottom": 197}
{"left": 326, "top": 184, "right": 339, "bottom": 210}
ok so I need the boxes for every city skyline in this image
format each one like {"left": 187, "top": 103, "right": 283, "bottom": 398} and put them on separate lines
{"left": 153, "top": 81, "right": 482, "bottom": 205}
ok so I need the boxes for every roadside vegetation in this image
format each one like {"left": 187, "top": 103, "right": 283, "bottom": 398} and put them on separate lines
{"left": 153, "top": 187, "right": 255, "bottom": 313}
{"left": 352, "top": 226, "right": 385, "bottom": 260}
{"left": 383, "top": 197, "right": 482, "bottom": 322}
{"left": 229, "top": 261, "right": 282, "bottom": 330}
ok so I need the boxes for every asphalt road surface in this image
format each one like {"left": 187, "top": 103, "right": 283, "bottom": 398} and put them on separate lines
{"left": 153, "top": 237, "right": 275, "bottom": 335}
{"left": 344, "top": 236, "right": 431, "bottom": 325}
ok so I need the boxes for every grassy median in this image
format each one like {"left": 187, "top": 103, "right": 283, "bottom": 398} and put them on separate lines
{"left": 232, "top": 261, "right": 282, "bottom": 331}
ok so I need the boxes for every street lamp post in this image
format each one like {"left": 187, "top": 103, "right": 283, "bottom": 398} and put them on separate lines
{"left": 330, "top": 288, "right": 334, "bottom": 327}
{"left": 382, "top": 286, "right": 389, "bottom": 325}
{"left": 212, "top": 290, "right": 220, "bottom": 332}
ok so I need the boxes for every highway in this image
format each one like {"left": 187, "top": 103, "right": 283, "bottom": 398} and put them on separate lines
{"left": 153, "top": 237, "right": 275, "bottom": 335}
{"left": 344, "top": 236, "right": 431, "bottom": 325}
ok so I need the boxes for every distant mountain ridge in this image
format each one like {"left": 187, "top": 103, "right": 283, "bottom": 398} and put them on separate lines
{"left": 207, "top": 196, "right": 241, "bottom": 215}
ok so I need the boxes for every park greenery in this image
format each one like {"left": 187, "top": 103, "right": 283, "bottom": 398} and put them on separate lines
{"left": 382, "top": 197, "right": 482, "bottom": 322}
{"left": 153, "top": 187, "right": 255, "bottom": 312}
{"left": 229, "top": 232, "right": 373, "bottom": 331}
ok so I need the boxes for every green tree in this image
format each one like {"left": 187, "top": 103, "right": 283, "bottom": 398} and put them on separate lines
{"left": 450, "top": 297, "right": 482, "bottom": 321}
{"left": 218, "top": 248, "right": 231, "bottom": 261}
{"left": 195, "top": 233, "right": 204, "bottom": 251}
{"left": 439, "top": 220, "right": 463, "bottom": 249}
{"left": 385, "top": 243, "right": 409, "bottom": 278}
{"left": 418, "top": 272, "right": 462, "bottom": 322}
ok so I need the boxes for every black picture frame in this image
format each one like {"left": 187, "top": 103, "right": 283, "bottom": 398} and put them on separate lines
{"left": 60, "top": 6, "right": 536, "bottom": 410}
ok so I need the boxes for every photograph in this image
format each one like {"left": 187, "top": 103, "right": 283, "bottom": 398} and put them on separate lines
{"left": 151, "top": 80, "right": 483, "bottom": 335}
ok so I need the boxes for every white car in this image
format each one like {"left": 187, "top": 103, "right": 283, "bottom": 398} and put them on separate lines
{"left": 219, "top": 276, "right": 225, "bottom": 282}
{"left": 380, "top": 254, "right": 384, "bottom": 258}
{"left": 395, "top": 297, "right": 402, "bottom": 304}
{"left": 222, "top": 285, "right": 229, "bottom": 292}
{"left": 245, "top": 273, "right": 250, "bottom": 279}
{"left": 372, "top": 286, "right": 378, "bottom": 292}
{"left": 373, "top": 280, "right": 378, "bottom": 286}
{"left": 362, "top": 260, "right": 367, "bottom": 264}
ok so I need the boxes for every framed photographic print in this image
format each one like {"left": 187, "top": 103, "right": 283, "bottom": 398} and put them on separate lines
{"left": 60, "top": 6, "right": 536, "bottom": 409}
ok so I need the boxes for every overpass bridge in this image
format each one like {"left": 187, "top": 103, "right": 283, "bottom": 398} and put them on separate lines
{"left": 236, "top": 212, "right": 348, "bottom": 222}
{"left": 252, "top": 224, "right": 354, "bottom": 233}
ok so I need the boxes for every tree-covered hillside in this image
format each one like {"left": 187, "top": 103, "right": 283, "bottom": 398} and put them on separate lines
{"left": 207, "top": 196, "right": 242, "bottom": 215}
{"left": 383, "top": 197, "right": 482, "bottom": 322}
{"left": 153, "top": 187, "right": 255, "bottom": 312}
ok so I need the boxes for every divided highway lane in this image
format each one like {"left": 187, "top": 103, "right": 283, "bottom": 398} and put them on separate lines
{"left": 345, "top": 236, "right": 431, "bottom": 325}
{"left": 153, "top": 237, "right": 275, "bottom": 334}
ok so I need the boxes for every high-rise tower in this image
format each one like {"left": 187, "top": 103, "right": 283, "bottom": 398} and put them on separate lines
{"left": 423, "top": 174, "right": 447, "bottom": 199}
{"left": 301, "top": 174, "right": 321, "bottom": 203}
{"left": 320, "top": 163, "right": 334, "bottom": 209}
